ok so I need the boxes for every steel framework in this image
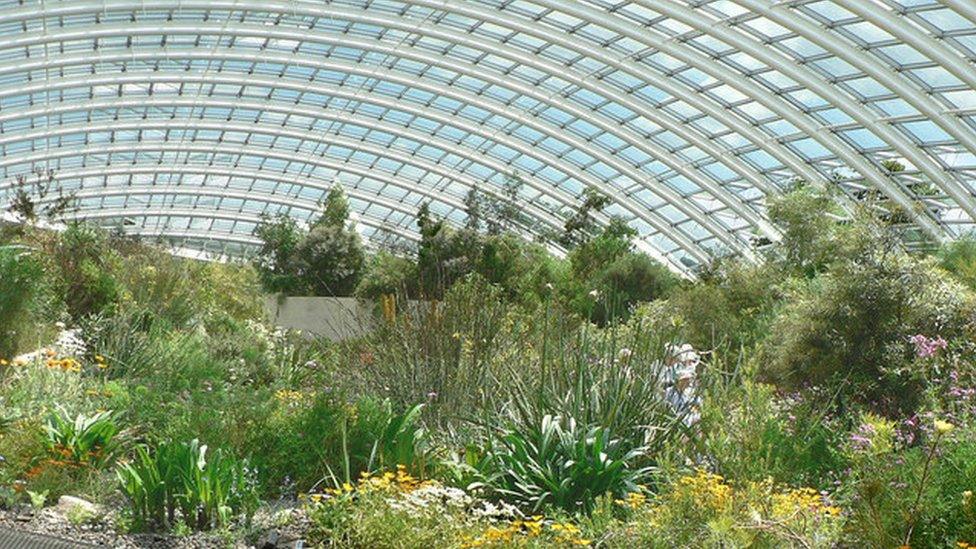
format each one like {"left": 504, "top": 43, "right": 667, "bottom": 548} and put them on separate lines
{"left": 0, "top": 0, "right": 973, "bottom": 274}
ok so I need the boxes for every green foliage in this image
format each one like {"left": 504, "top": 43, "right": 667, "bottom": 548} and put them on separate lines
{"left": 558, "top": 217, "right": 679, "bottom": 324}
{"left": 0, "top": 245, "right": 42, "bottom": 357}
{"left": 842, "top": 423, "right": 976, "bottom": 548}
{"left": 764, "top": 251, "right": 972, "bottom": 415}
{"left": 766, "top": 184, "right": 846, "bottom": 277}
{"left": 116, "top": 439, "right": 258, "bottom": 531}
{"left": 354, "top": 251, "right": 417, "bottom": 300}
{"left": 253, "top": 214, "right": 304, "bottom": 294}
{"left": 667, "top": 260, "right": 780, "bottom": 350}
{"left": 369, "top": 402, "right": 428, "bottom": 475}
{"left": 6, "top": 169, "right": 76, "bottom": 224}
{"left": 114, "top": 244, "right": 262, "bottom": 330}
{"left": 307, "top": 486, "right": 472, "bottom": 548}
{"left": 291, "top": 223, "right": 366, "bottom": 296}
{"left": 939, "top": 235, "right": 976, "bottom": 291}
{"left": 480, "top": 414, "right": 650, "bottom": 514}
{"left": 53, "top": 223, "right": 121, "bottom": 318}
{"left": 589, "top": 252, "right": 679, "bottom": 325}
{"left": 44, "top": 407, "right": 123, "bottom": 468}
{"left": 252, "top": 187, "right": 365, "bottom": 296}
{"left": 616, "top": 470, "right": 843, "bottom": 548}
{"left": 693, "top": 361, "right": 847, "bottom": 488}
{"left": 559, "top": 188, "right": 612, "bottom": 249}
{"left": 317, "top": 185, "right": 351, "bottom": 230}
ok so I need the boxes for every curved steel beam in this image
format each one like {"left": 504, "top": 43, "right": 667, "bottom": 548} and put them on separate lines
{"left": 0, "top": 126, "right": 548, "bottom": 232}
{"left": 18, "top": 164, "right": 565, "bottom": 254}
{"left": 0, "top": 72, "right": 713, "bottom": 266}
{"left": 0, "top": 0, "right": 810, "bottom": 197}
{"left": 0, "top": 94, "right": 615, "bottom": 240}
{"left": 942, "top": 0, "right": 976, "bottom": 26}
{"left": 522, "top": 0, "right": 945, "bottom": 240}
{"left": 0, "top": 136, "right": 691, "bottom": 272}
{"left": 0, "top": 18, "right": 780, "bottom": 234}
{"left": 0, "top": 103, "right": 576, "bottom": 244}
{"left": 0, "top": 101, "right": 702, "bottom": 262}
{"left": 59, "top": 206, "right": 421, "bottom": 244}
{"left": 0, "top": 50, "right": 755, "bottom": 258}
{"left": 733, "top": 0, "right": 976, "bottom": 180}
{"left": 646, "top": 0, "right": 976, "bottom": 224}
{"left": 840, "top": 2, "right": 976, "bottom": 92}
{"left": 112, "top": 228, "right": 264, "bottom": 248}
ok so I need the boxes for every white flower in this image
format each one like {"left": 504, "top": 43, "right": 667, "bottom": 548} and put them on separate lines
{"left": 588, "top": 289, "right": 600, "bottom": 299}
{"left": 618, "top": 348, "right": 633, "bottom": 361}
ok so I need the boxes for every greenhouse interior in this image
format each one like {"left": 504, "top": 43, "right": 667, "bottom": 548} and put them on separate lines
{"left": 0, "top": 0, "right": 975, "bottom": 547}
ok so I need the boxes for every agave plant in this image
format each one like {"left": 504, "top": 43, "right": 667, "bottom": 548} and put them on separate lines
{"left": 481, "top": 414, "right": 652, "bottom": 514}
{"left": 44, "top": 407, "right": 124, "bottom": 468}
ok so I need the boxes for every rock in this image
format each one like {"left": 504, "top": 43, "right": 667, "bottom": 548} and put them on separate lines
{"left": 55, "top": 495, "right": 99, "bottom": 516}
{"left": 256, "top": 530, "right": 281, "bottom": 548}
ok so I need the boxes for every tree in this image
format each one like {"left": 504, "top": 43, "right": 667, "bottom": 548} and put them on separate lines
{"left": 767, "top": 185, "right": 844, "bottom": 277}
{"left": 292, "top": 223, "right": 365, "bottom": 296}
{"left": 252, "top": 185, "right": 365, "bottom": 296}
{"left": 484, "top": 173, "right": 528, "bottom": 234}
{"left": 254, "top": 214, "right": 304, "bottom": 294}
{"left": 559, "top": 188, "right": 611, "bottom": 249}
{"left": 464, "top": 188, "right": 483, "bottom": 231}
{"left": 6, "top": 169, "right": 76, "bottom": 224}
{"left": 317, "top": 185, "right": 351, "bottom": 229}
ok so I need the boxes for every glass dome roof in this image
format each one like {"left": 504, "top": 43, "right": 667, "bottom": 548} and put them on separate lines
{"left": 0, "top": 0, "right": 974, "bottom": 275}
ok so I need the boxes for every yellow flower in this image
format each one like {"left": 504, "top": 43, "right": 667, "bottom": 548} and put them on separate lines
{"left": 616, "top": 491, "right": 647, "bottom": 509}
{"left": 0, "top": 359, "right": 8, "bottom": 366}
{"left": 95, "top": 355, "right": 105, "bottom": 362}
{"left": 935, "top": 419, "right": 955, "bottom": 435}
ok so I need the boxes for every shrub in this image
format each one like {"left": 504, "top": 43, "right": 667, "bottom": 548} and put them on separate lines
{"left": 253, "top": 185, "right": 365, "bottom": 296}
{"left": 763, "top": 252, "right": 973, "bottom": 415}
{"left": 938, "top": 235, "right": 976, "bottom": 291}
{"left": 253, "top": 214, "right": 304, "bottom": 294}
{"left": 355, "top": 251, "right": 417, "bottom": 300}
{"left": 244, "top": 394, "right": 428, "bottom": 496}
{"left": 692, "top": 361, "right": 848, "bottom": 488}
{"left": 766, "top": 184, "right": 848, "bottom": 277}
{"left": 116, "top": 439, "right": 258, "bottom": 531}
{"left": 618, "top": 470, "right": 843, "bottom": 548}
{"left": 114, "top": 244, "right": 263, "bottom": 329}
{"left": 588, "top": 252, "right": 678, "bottom": 324}
{"left": 841, "top": 419, "right": 976, "bottom": 547}
{"left": 43, "top": 407, "right": 123, "bottom": 469}
{"left": 52, "top": 223, "right": 121, "bottom": 319}
{"left": 480, "top": 415, "right": 651, "bottom": 514}
{"left": 0, "top": 245, "right": 43, "bottom": 357}
{"left": 666, "top": 259, "right": 780, "bottom": 351}
{"left": 291, "top": 223, "right": 365, "bottom": 296}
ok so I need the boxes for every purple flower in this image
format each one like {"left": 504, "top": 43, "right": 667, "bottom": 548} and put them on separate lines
{"left": 909, "top": 334, "right": 948, "bottom": 359}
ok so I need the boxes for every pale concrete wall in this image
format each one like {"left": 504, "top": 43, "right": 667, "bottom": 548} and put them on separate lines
{"left": 264, "top": 295, "right": 377, "bottom": 340}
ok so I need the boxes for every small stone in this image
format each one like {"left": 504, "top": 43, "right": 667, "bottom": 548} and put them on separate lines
{"left": 55, "top": 495, "right": 99, "bottom": 516}
{"left": 257, "top": 530, "right": 281, "bottom": 548}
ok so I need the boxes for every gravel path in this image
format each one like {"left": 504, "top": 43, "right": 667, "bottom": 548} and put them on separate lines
{"left": 0, "top": 506, "right": 310, "bottom": 548}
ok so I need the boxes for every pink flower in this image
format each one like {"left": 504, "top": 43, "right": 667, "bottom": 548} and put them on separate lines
{"left": 909, "top": 334, "right": 947, "bottom": 358}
